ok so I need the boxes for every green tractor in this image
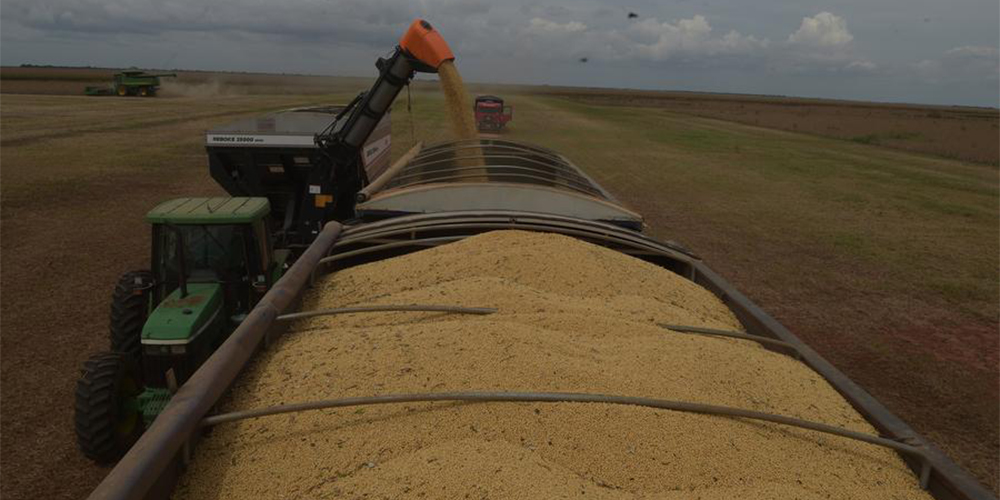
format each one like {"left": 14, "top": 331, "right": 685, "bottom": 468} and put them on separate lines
{"left": 84, "top": 71, "right": 176, "bottom": 97}
{"left": 74, "top": 197, "right": 290, "bottom": 462}
{"left": 74, "top": 18, "right": 453, "bottom": 462}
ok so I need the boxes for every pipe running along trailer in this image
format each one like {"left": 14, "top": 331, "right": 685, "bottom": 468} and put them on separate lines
{"left": 81, "top": 18, "right": 995, "bottom": 500}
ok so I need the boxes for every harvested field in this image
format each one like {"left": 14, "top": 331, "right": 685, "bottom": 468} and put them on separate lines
{"left": 175, "top": 231, "right": 931, "bottom": 499}
{"left": 0, "top": 92, "right": 342, "bottom": 500}
{"left": 539, "top": 88, "right": 1000, "bottom": 165}
{"left": 6, "top": 67, "right": 997, "bottom": 165}
{"left": 1, "top": 66, "right": 372, "bottom": 97}
{"left": 0, "top": 71, "right": 996, "bottom": 499}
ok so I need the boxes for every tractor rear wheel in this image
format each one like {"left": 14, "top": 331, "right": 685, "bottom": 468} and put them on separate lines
{"left": 116, "top": 86, "right": 128, "bottom": 97}
{"left": 109, "top": 270, "right": 152, "bottom": 364}
{"left": 74, "top": 352, "right": 144, "bottom": 463}
{"left": 138, "top": 87, "right": 149, "bottom": 97}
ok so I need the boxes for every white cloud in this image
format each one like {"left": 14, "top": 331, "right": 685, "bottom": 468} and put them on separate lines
{"left": 946, "top": 45, "right": 999, "bottom": 58}
{"left": 527, "top": 17, "right": 587, "bottom": 35}
{"left": 788, "top": 12, "right": 853, "bottom": 47}
{"left": 621, "top": 15, "right": 768, "bottom": 60}
{"left": 845, "top": 60, "right": 877, "bottom": 72}
{"left": 913, "top": 45, "right": 999, "bottom": 83}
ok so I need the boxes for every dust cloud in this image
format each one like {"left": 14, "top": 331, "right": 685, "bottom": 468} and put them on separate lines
{"left": 159, "top": 79, "right": 238, "bottom": 98}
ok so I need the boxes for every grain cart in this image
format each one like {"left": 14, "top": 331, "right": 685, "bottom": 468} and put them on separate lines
{"left": 473, "top": 95, "right": 513, "bottom": 131}
{"left": 206, "top": 106, "right": 391, "bottom": 249}
{"left": 74, "top": 19, "right": 450, "bottom": 463}
{"left": 84, "top": 71, "right": 176, "bottom": 97}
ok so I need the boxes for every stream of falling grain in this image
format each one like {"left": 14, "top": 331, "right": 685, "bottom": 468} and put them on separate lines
{"left": 437, "top": 60, "right": 485, "bottom": 180}
{"left": 438, "top": 61, "right": 477, "bottom": 141}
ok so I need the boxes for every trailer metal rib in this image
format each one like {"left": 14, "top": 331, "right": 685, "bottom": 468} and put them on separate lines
{"left": 197, "top": 390, "right": 933, "bottom": 489}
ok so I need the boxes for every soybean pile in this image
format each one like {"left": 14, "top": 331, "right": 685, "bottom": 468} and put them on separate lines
{"left": 175, "top": 231, "right": 931, "bottom": 499}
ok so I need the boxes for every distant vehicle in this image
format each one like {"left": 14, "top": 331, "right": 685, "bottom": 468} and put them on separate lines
{"left": 473, "top": 95, "right": 513, "bottom": 132}
{"left": 84, "top": 71, "right": 176, "bottom": 97}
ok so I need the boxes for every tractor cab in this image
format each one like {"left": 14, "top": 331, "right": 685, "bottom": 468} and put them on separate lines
{"left": 73, "top": 197, "right": 290, "bottom": 463}
{"left": 141, "top": 198, "right": 283, "bottom": 387}
{"left": 147, "top": 198, "right": 276, "bottom": 313}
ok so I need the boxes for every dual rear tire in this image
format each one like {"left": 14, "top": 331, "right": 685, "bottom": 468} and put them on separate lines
{"left": 109, "top": 270, "right": 152, "bottom": 365}
{"left": 74, "top": 270, "right": 153, "bottom": 462}
{"left": 74, "top": 352, "right": 144, "bottom": 462}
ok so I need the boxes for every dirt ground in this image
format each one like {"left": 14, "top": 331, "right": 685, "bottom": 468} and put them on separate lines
{"left": 539, "top": 88, "right": 1000, "bottom": 165}
{"left": 0, "top": 66, "right": 372, "bottom": 97}
{"left": 0, "top": 93, "right": 331, "bottom": 500}
{"left": 1, "top": 70, "right": 997, "bottom": 499}
{"left": 5, "top": 67, "right": 998, "bottom": 165}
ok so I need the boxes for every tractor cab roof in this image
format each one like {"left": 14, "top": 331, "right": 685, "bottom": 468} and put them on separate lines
{"left": 475, "top": 95, "right": 503, "bottom": 103}
{"left": 145, "top": 197, "right": 270, "bottom": 224}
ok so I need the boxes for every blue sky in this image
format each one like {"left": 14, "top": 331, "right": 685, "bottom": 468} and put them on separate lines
{"left": 2, "top": 0, "right": 997, "bottom": 106}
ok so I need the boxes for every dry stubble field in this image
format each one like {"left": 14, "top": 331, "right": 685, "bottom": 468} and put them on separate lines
{"left": 1, "top": 67, "right": 997, "bottom": 499}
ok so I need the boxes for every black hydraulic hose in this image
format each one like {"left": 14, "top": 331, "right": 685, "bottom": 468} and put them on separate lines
{"left": 659, "top": 324, "right": 801, "bottom": 359}
{"left": 277, "top": 304, "right": 497, "bottom": 321}
{"left": 319, "top": 235, "right": 464, "bottom": 265}
{"left": 200, "top": 390, "right": 931, "bottom": 489}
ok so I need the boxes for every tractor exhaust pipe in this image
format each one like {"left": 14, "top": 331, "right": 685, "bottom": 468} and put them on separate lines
{"left": 164, "top": 224, "right": 189, "bottom": 298}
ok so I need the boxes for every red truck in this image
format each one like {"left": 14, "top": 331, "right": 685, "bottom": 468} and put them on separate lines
{"left": 473, "top": 95, "right": 513, "bottom": 132}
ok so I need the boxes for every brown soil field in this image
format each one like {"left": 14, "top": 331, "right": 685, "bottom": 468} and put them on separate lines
{"left": 538, "top": 88, "right": 1000, "bottom": 165}
{"left": 0, "top": 92, "right": 331, "bottom": 500}
{"left": 6, "top": 66, "right": 997, "bottom": 167}
{"left": 1, "top": 66, "right": 372, "bottom": 97}
{"left": 1, "top": 69, "right": 997, "bottom": 500}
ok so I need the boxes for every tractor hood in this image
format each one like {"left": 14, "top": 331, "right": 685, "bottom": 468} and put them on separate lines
{"left": 141, "top": 284, "right": 222, "bottom": 345}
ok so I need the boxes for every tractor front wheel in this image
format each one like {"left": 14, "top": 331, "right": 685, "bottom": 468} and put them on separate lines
{"left": 138, "top": 87, "right": 149, "bottom": 97}
{"left": 74, "top": 352, "right": 144, "bottom": 463}
{"left": 109, "top": 270, "right": 153, "bottom": 365}
{"left": 116, "top": 86, "right": 128, "bottom": 97}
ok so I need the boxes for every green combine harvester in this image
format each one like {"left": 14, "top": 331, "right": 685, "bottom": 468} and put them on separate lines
{"left": 84, "top": 70, "right": 175, "bottom": 97}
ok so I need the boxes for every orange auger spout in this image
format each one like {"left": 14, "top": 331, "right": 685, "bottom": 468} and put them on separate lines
{"left": 399, "top": 19, "right": 455, "bottom": 72}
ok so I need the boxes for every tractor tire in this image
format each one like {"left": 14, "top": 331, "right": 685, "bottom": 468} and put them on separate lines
{"left": 74, "top": 352, "right": 144, "bottom": 463}
{"left": 116, "top": 86, "right": 128, "bottom": 97}
{"left": 138, "top": 87, "right": 149, "bottom": 97}
{"left": 109, "top": 270, "right": 152, "bottom": 363}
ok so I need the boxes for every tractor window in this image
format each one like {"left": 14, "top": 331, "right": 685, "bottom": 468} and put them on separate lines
{"left": 158, "top": 225, "right": 248, "bottom": 284}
